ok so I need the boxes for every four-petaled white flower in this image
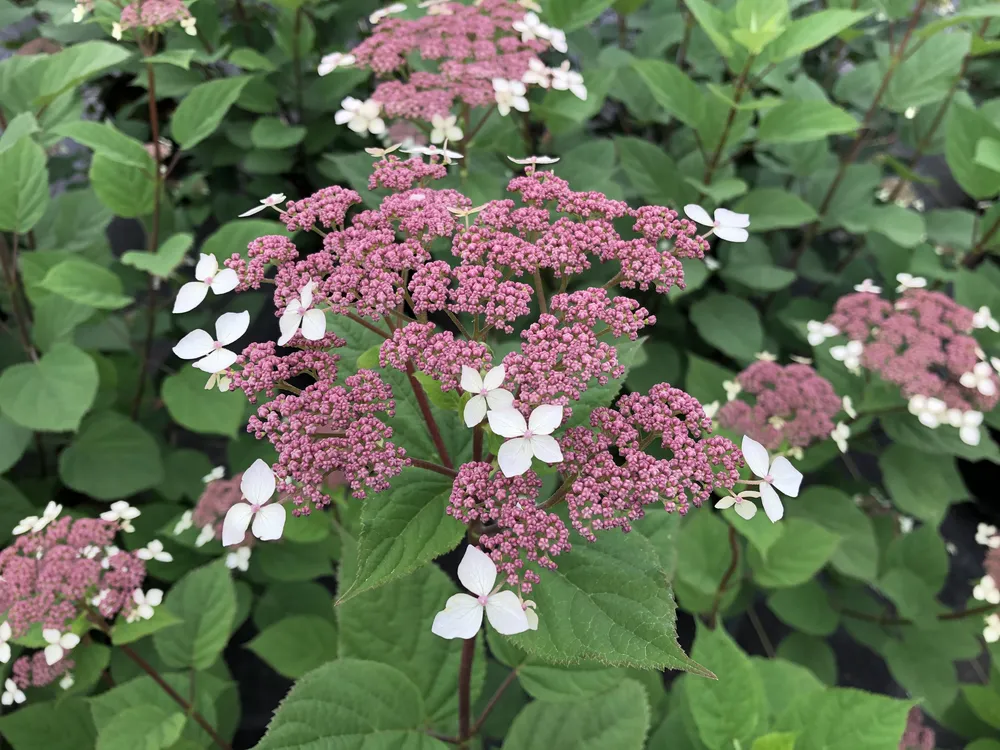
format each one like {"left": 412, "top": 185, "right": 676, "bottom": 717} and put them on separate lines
{"left": 703, "top": 400, "right": 720, "bottom": 420}
{"left": 195, "top": 525, "right": 216, "bottom": 548}
{"left": 180, "top": 16, "right": 197, "bottom": 36}
{"left": 460, "top": 365, "right": 514, "bottom": 428}
{"left": 366, "top": 143, "right": 402, "bottom": 157}
{"left": 973, "top": 575, "right": 1000, "bottom": 604}
{"left": 973, "top": 306, "right": 1000, "bottom": 332}
{"left": 550, "top": 61, "right": 586, "bottom": 100}
{"left": 521, "top": 58, "right": 551, "bottom": 88}
{"left": 723, "top": 379, "right": 742, "bottom": 402}
{"left": 683, "top": 204, "right": 750, "bottom": 243}
{"left": 951, "top": 408, "right": 983, "bottom": 446}
{"left": 136, "top": 539, "right": 173, "bottom": 563}
{"left": 807, "top": 320, "right": 839, "bottom": 346}
{"left": 985, "top": 613, "right": 1000, "bottom": 644}
{"left": 431, "top": 546, "right": 531, "bottom": 638}
{"left": 370, "top": 2, "right": 406, "bottom": 23}
{"left": 843, "top": 396, "right": 857, "bottom": 419}
{"left": 13, "top": 501, "right": 62, "bottom": 536}
{"left": 507, "top": 154, "right": 559, "bottom": 166}
{"left": 430, "top": 114, "right": 463, "bottom": 144}
{"left": 960, "top": 361, "right": 997, "bottom": 397}
{"left": 512, "top": 12, "right": 548, "bottom": 42}
{"left": 278, "top": 281, "right": 327, "bottom": 346}
{"left": 173, "top": 253, "right": 239, "bottom": 314}
{"left": 173, "top": 311, "right": 250, "bottom": 375}
{"left": 831, "top": 422, "right": 850, "bottom": 453}
{"left": 0, "top": 621, "right": 11, "bottom": 664}
{"left": 42, "top": 629, "right": 80, "bottom": 666}
{"left": 128, "top": 589, "right": 163, "bottom": 622}
{"left": 2, "top": 678, "right": 25, "bottom": 706}
{"left": 755, "top": 351, "right": 777, "bottom": 362}
{"left": 895, "top": 273, "right": 927, "bottom": 292}
{"left": 488, "top": 405, "right": 564, "bottom": 477}
{"left": 548, "top": 27, "right": 568, "bottom": 53}
{"left": 239, "top": 193, "right": 286, "bottom": 218}
{"left": 715, "top": 489, "right": 762, "bottom": 520}
{"left": 60, "top": 673, "right": 75, "bottom": 691}
{"left": 99, "top": 501, "right": 141, "bottom": 532}
{"left": 741, "top": 435, "right": 803, "bottom": 523}
{"left": 403, "top": 144, "right": 464, "bottom": 162}
{"left": 854, "top": 279, "right": 882, "bottom": 294}
{"left": 222, "top": 459, "right": 286, "bottom": 546}
{"left": 830, "top": 340, "right": 863, "bottom": 371}
{"left": 173, "top": 510, "right": 193, "bottom": 536}
{"left": 318, "top": 52, "right": 356, "bottom": 76}
{"left": 977, "top": 523, "right": 1000, "bottom": 548}
{"left": 493, "top": 79, "right": 529, "bottom": 117}
{"left": 908, "top": 394, "right": 946, "bottom": 428}
{"left": 226, "top": 547, "right": 252, "bottom": 572}
{"left": 203, "top": 466, "right": 225, "bottom": 484}
{"left": 335, "top": 97, "right": 386, "bottom": 135}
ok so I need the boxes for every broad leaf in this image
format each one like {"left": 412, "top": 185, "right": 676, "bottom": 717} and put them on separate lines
{"left": 757, "top": 100, "right": 858, "bottom": 144}
{"left": 946, "top": 103, "right": 1000, "bottom": 199}
{"left": 246, "top": 615, "right": 338, "bottom": 679}
{"left": 122, "top": 233, "right": 194, "bottom": 278}
{"left": 879, "top": 444, "right": 967, "bottom": 524}
{"left": 40, "top": 258, "right": 133, "bottom": 310}
{"left": 0, "top": 343, "right": 98, "bottom": 432}
{"left": 0, "top": 698, "right": 96, "bottom": 750}
{"left": 747, "top": 518, "right": 840, "bottom": 588}
{"left": 161, "top": 366, "right": 247, "bottom": 438}
{"left": 0, "top": 135, "right": 48, "bottom": 232}
{"left": 766, "top": 9, "right": 870, "bottom": 62}
{"left": 690, "top": 293, "right": 764, "bottom": 361}
{"left": 774, "top": 688, "right": 912, "bottom": 750}
{"left": 53, "top": 120, "right": 156, "bottom": 172}
{"left": 734, "top": 188, "right": 818, "bottom": 231}
{"left": 629, "top": 59, "right": 703, "bottom": 128}
{"left": 154, "top": 561, "right": 236, "bottom": 670}
{"left": 95, "top": 706, "right": 185, "bottom": 750}
{"left": 172, "top": 76, "right": 252, "bottom": 149}
{"left": 36, "top": 41, "right": 131, "bottom": 105}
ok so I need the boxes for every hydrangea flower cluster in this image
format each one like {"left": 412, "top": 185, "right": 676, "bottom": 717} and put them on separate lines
{"left": 717, "top": 361, "right": 844, "bottom": 451}
{"left": 111, "top": 0, "right": 197, "bottom": 40}
{"left": 811, "top": 288, "right": 1000, "bottom": 446}
{"left": 320, "top": 0, "right": 584, "bottom": 136}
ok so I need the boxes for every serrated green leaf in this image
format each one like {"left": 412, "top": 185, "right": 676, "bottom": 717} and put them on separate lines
{"left": 734, "top": 188, "right": 819, "bottom": 231}
{"left": 89, "top": 153, "right": 156, "bottom": 217}
{"left": 111, "top": 606, "right": 183, "bottom": 646}
{"left": 53, "top": 120, "right": 156, "bottom": 172}
{"left": 767, "top": 581, "right": 839, "bottom": 636}
{"left": 246, "top": 615, "right": 338, "bottom": 679}
{"left": 774, "top": 688, "right": 912, "bottom": 750}
{"left": 95, "top": 705, "right": 185, "bottom": 750}
{"left": 154, "top": 561, "right": 236, "bottom": 670}
{"left": 629, "top": 59, "right": 704, "bottom": 128}
{"left": 0, "top": 698, "right": 96, "bottom": 750}
{"left": 946, "top": 104, "right": 1000, "bottom": 199}
{"left": 36, "top": 42, "right": 132, "bottom": 105}
{"left": 144, "top": 49, "right": 196, "bottom": 69}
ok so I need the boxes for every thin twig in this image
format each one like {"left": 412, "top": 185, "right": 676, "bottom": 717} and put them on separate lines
{"left": 405, "top": 361, "right": 454, "bottom": 469}
{"left": 840, "top": 601, "right": 999, "bottom": 626}
{"left": 468, "top": 668, "right": 520, "bottom": 737}
{"left": 703, "top": 53, "right": 756, "bottom": 185}
{"left": 409, "top": 458, "right": 459, "bottom": 478}
{"left": 0, "top": 234, "right": 37, "bottom": 361}
{"left": 707, "top": 525, "right": 740, "bottom": 628}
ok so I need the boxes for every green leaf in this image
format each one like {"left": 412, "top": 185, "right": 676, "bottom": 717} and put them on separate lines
{"left": 752, "top": 733, "right": 797, "bottom": 750}
{"left": 246, "top": 615, "right": 338, "bottom": 679}
{"left": 0, "top": 698, "right": 96, "bottom": 750}
{"left": 154, "top": 561, "right": 236, "bottom": 670}
{"left": 882, "top": 636, "right": 957, "bottom": 715}
{"left": 684, "top": 0, "right": 734, "bottom": 57}
{"left": 111, "top": 606, "right": 183, "bottom": 646}
{"left": 0, "top": 111, "right": 39, "bottom": 152}
{"left": 144, "top": 49, "right": 196, "bottom": 70}
{"left": 95, "top": 706, "right": 185, "bottom": 750}
{"left": 757, "top": 100, "right": 858, "bottom": 144}
{"left": 89, "top": 153, "right": 156, "bottom": 217}
{"left": 766, "top": 9, "right": 870, "bottom": 61}
{"left": 34, "top": 189, "right": 113, "bottom": 253}
{"left": 544, "top": 0, "right": 615, "bottom": 30}
{"left": 754, "top": 657, "right": 825, "bottom": 718}
{"left": 40, "top": 258, "right": 133, "bottom": 310}
{"left": 721, "top": 263, "right": 797, "bottom": 291}
{"left": 249, "top": 116, "right": 307, "bottom": 149}
{"left": 629, "top": 59, "right": 704, "bottom": 128}
{"left": 511, "top": 530, "right": 710, "bottom": 674}
{"left": 615, "top": 135, "right": 696, "bottom": 206}
{"left": 254, "top": 659, "right": 449, "bottom": 750}
{"left": 201, "top": 218, "right": 288, "bottom": 261}
{"left": 858, "top": 204, "right": 927, "bottom": 247}
{"left": 690, "top": 293, "right": 764, "bottom": 361}
{"left": 0, "top": 135, "right": 48, "bottom": 232}
{"left": 501, "top": 680, "right": 650, "bottom": 750}
{"left": 884, "top": 31, "right": 970, "bottom": 113}
{"left": 963, "top": 685, "right": 1000, "bottom": 729}
{"left": 413, "top": 372, "right": 461, "bottom": 411}
{"left": 686, "top": 625, "right": 766, "bottom": 750}
{"left": 58, "top": 412, "right": 164, "bottom": 500}
{"left": 252, "top": 540, "right": 333, "bottom": 582}
{"left": 229, "top": 47, "right": 278, "bottom": 72}
{"left": 52, "top": 120, "right": 156, "bottom": 172}
{"left": 776, "top": 633, "right": 837, "bottom": 684}
{"left": 35, "top": 41, "right": 130, "bottom": 105}
{"left": 0, "top": 414, "right": 31, "bottom": 473}
{"left": 517, "top": 662, "right": 629, "bottom": 703}
{"left": 122, "top": 233, "right": 193, "bottom": 278}
{"left": 254, "top": 582, "right": 336, "bottom": 630}
{"left": 747, "top": 518, "right": 841, "bottom": 588}
{"left": 915, "top": 3, "right": 1000, "bottom": 39}
{"left": 975, "top": 137, "right": 1000, "bottom": 172}
{"left": 774, "top": 688, "right": 912, "bottom": 750}
{"left": 879, "top": 444, "right": 967, "bottom": 524}
{"left": 946, "top": 103, "right": 1000, "bottom": 199}
{"left": 885, "top": 526, "right": 948, "bottom": 593}
{"left": 171, "top": 76, "right": 252, "bottom": 150}
{"left": 338, "top": 469, "right": 461, "bottom": 602}
{"left": 733, "top": 188, "right": 818, "bottom": 231}
{"left": 0, "top": 343, "right": 98, "bottom": 432}
{"left": 789, "top": 487, "right": 878, "bottom": 581}
{"left": 767, "top": 581, "right": 839, "bottom": 636}
{"left": 881, "top": 412, "right": 1000, "bottom": 463}
{"left": 161, "top": 366, "right": 247, "bottom": 438}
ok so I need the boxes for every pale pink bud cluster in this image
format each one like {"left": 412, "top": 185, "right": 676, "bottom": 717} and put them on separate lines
{"left": 193, "top": 473, "right": 245, "bottom": 538}
{"left": 280, "top": 185, "right": 362, "bottom": 232}
{"left": 898, "top": 708, "right": 935, "bottom": 750}
{"left": 118, "top": 0, "right": 192, "bottom": 30}
{"left": 225, "top": 235, "right": 299, "bottom": 292}
{"left": 825, "top": 290, "right": 999, "bottom": 413}
{"left": 12, "top": 650, "right": 72, "bottom": 690}
{"left": 380, "top": 322, "right": 492, "bottom": 392}
{"left": 229, "top": 343, "right": 341, "bottom": 403}
{"left": 718, "top": 362, "right": 842, "bottom": 450}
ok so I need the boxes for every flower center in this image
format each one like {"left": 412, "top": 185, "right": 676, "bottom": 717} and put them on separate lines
{"left": 523, "top": 429, "right": 534, "bottom": 440}
{"left": 204, "top": 276, "right": 213, "bottom": 285}
{"left": 479, "top": 388, "right": 489, "bottom": 396}
{"left": 213, "top": 341, "right": 223, "bottom": 349}
{"left": 763, "top": 474, "right": 773, "bottom": 484}
{"left": 250, "top": 503, "right": 261, "bottom": 513}
{"left": 476, "top": 594, "right": 489, "bottom": 606}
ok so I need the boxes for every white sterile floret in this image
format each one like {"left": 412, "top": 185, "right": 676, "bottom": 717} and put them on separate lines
{"left": 370, "top": 2, "right": 406, "bottom": 24}
{"left": 180, "top": 16, "right": 196, "bottom": 35}
{"left": 460, "top": 364, "right": 514, "bottom": 428}
{"left": 2, "top": 678, "right": 25, "bottom": 706}
{"left": 898, "top": 516, "right": 914, "bottom": 534}
{"left": 488, "top": 404, "right": 564, "bottom": 478}
{"left": 741, "top": 435, "right": 803, "bottom": 523}
{"left": 318, "top": 52, "right": 355, "bottom": 76}
{"left": 508, "top": 154, "right": 559, "bottom": 166}
{"left": 128, "top": 589, "right": 163, "bottom": 622}
{"left": 172, "top": 311, "right": 251, "bottom": 375}
{"left": 203, "top": 466, "right": 225, "bottom": 483}
{"left": 842, "top": 396, "right": 857, "bottom": 419}
{"left": 907, "top": 394, "right": 946, "bottom": 428}
{"left": 173, "top": 510, "right": 193, "bottom": 536}
{"left": 278, "top": 281, "right": 327, "bottom": 345}
{"left": 226, "top": 547, "right": 252, "bottom": 572}
{"left": 549, "top": 61, "right": 586, "bottom": 100}
{"left": 402, "top": 144, "right": 464, "bottom": 162}
{"left": 830, "top": 340, "right": 863, "bottom": 371}
{"left": 977, "top": 523, "right": 1000, "bottom": 548}
{"left": 173, "top": 253, "right": 239, "bottom": 314}
{"left": 512, "top": 11, "right": 548, "bottom": 43}
{"left": 430, "top": 114, "right": 463, "bottom": 144}
{"left": 522, "top": 600, "right": 538, "bottom": 630}
{"left": 957, "top": 410, "right": 983, "bottom": 446}
{"left": 715, "top": 489, "right": 762, "bottom": 520}
{"left": 136, "top": 539, "right": 173, "bottom": 563}
{"left": 195, "top": 525, "right": 216, "bottom": 548}
{"left": 0, "top": 621, "right": 11, "bottom": 664}
{"left": 854, "top": 279, "right": 882, "bottom": 294}
{"left": 807, "top": 320, "right": 839, "bottom": 346}
{"left": 895, "top": 273, "right": 927, "bottom": 292}
{"left": 60, "top": 673, "right": 74, "bottom": 691}
{"left": 431, "top": 546, "right": 531, "bottom": 638}
{"left": 335, "top": 97, "right": 386, "bottom": 136}
{"left": 723, "top": 379, "right": 742, "bottom": 402}
{"left": 13, "top": 501, "right": 62, "bottom": 536}
{"left": 960, "top": 361, "right": 997, "bottom": 397}
{"left": 703, "top": 400, "right": 720, "bottom": 420}
{"left": 683, "top": 204, "right": 750, "bottom": 243}
{"left": 755, "top": 351, "right": 777, "bottom": 362}
{"left": 973, "top": 575, "right": 1000, "bottom": 604}
{"left": 985, "top": 613, "right": 1000, "bottom": 644}
{"left": 239, "top": 193, "right": 286, "bottom": 218}
{"left": 972, "top": 306, "right": 1000, "bottom": 332}
{"left": 365, "top": 143, "right": 402, "bottom": 157}
{"left": 222, "top": 459, "right": 286, "bottom": 546}
{"left": 831, "top": 422, "right": 850, "bottom": 453}
{"left": 521, "top": 58, "right": 551, "bottom": 88}
{"left": 493, "top": 79, "right": 530, "bottom": 116}
{"left": 100, "top": 500, "right": 140, "bottom": 532}
{"left": 42, "top": 629, "right": 80, "bottom": 665}
{"left": 71, "top": 3, "right": 88, "bottom": 22}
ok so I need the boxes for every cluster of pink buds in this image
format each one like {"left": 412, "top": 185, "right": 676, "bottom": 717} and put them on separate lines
{"left": 110, "top": 0, "right": 197, "bottom": 40}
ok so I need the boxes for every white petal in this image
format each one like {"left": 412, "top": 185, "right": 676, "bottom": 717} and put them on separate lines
{"left": 215, "top": 310, "right": 250, "bottom": 345}
{"left": 488, "top": 408, "right": 527, "bottom": 438}
{"left": 714, "top": 496, "right": 736, "bottom": 509}
{"left": 222, "top": 503, "right": 254, "bottom": 547}
{"left": 713, "top": 226, "right": 750, "bottom": 243}
{"left": 464, "top": 395, "right": 488, "bottom": 428}
{"left": 172, "top": 282, "right": 209, "bottom": 314}
{"left": 300, "top": 281, "right": 314, "bottom": 310}
{"left": 42, "top": 629, "right": 60, "bottom": 646}
{"left": 301, "top": 308, "right": 327, "bottom": 341}
{"left": 714, "top": 208, "right": 750, "bottom": 228}
{"left": 525, "top": 606, "right": 538, "bottom": 630}
{"left": 485, "top": 389, "right": 514, "bottom": 410}
{"left": 735, "top": 500, "right": 758, "bottom": 520}
{"left": 768, "top": 456, "right": 802, "bottom": 497}
{"left": 195, "top": 253, "right": 218, "bottom": 281}
{"left": 528, "top": 404, "right": 563, "bottom": 435}
{"left": 683, "top": 204, "right": 713, "bottom": 226}
{"left": 482, "top": 364, "right": 506, "bottom": 391}
{"left": 193, "top": 348, "right": 238, "bottom": 373}
{"left": 146, "top": 589, "right": 163, "bottom": 606}
{"left": 960, "top": 425, "right": 982, "bottom": 446}
{"left": 485, "top": 590, "right": 531, "bottom": 635}
{"left": 238, "top": 204, "right": 268, "bottom": 217}
{"left": 210, "top": 268, "right": 239, "bottom": 295}
{"left": 369, "top": 118, "right": 387, "bottom": 136}
{"left": 498, "top": 438, "right": 534, "bottom": 477}
{"left": 760, "top": 483, "right": 784, "bottom": 522}
{"left": 251, "top": 503, "right": 286, "bottom": 541}
{"left": 431, "top": 594, "right": 484, "bottom": 639}
{"left": 44, "top": 644, "right": 63, "bottom": 665}
{"left": 277, "top": 310, "right": 303, "bottom": 346}
{"left": 530, "top": 434, "right": 563, "bottom": 464}
{"left": 334, "top": 110, "right": 354, "bottom": 125}
{"left": 461, "top": 366, "right": 484, "bottom": 393}
{"left": 741, "top": 435, "right": 771, "bottom": 478}
{"left": 241, "top": 458, "right": 276, "bottom": 505}
{"left": 60, "top": 633, "right": 80, "bottom": 650}
{"left": 458, "top": 545, "right": 497, "bottom": 596}
{"left": 172, "top": 329, "right": 214, "bottom": 360}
